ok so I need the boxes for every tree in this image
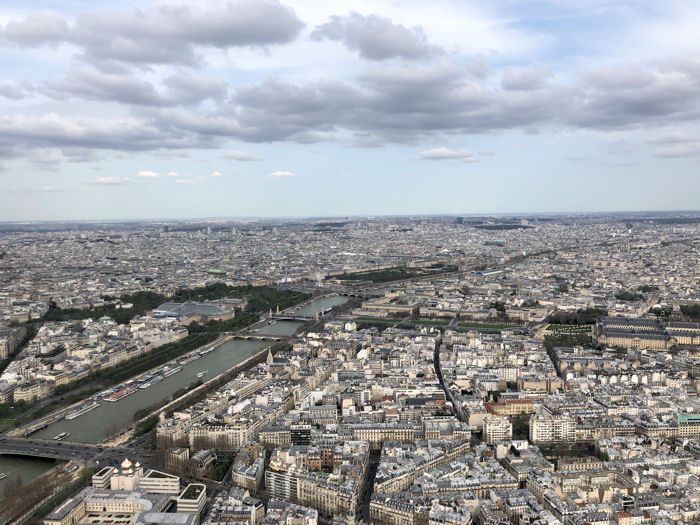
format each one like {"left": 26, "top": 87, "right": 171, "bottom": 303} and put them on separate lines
{"left": 614, "top": 290, "right": 643, "bottom": 302}
{"left": 2, "top": 473, "right": 22, "bottom": 499}
{"left": 512, "top": 415, "right": 529, "bottom": 440}
{"left": 681, "top": 304, "right": 700, "bottom": 320}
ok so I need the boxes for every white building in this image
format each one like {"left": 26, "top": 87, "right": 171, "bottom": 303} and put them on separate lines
{"left": 529, "top": 414, "right": 576, "bottom": 444}
{"left": 483, "top": 415, "right": 513, "bottom": 444}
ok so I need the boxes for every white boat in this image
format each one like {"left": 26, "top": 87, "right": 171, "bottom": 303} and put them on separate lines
{"left": 139, "top": 374, "right": 164, "bottom": 389}
{"left": 196, "top": 370, "right": 208, "bottom": 378}
{"left": 53, "top": 432, "right": 70, "bottom": 440}
{"left": 0, "top": 473, "right": 6, "bottom": 480}
{"left": 65, "top": 401, "right": 99, "bottom": 420}
{"left": 163, "top": 366, "right": 182, "bottom": 377}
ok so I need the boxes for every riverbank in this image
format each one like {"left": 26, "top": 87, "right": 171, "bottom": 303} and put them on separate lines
{"left": 106, "top": 339, "right": 291, "bottom": 447}
{"left": 6, "top": 334, "right": 228, "bottom": 438}
{"left": 2, "top": 332, "right": 220, "bottom": 436}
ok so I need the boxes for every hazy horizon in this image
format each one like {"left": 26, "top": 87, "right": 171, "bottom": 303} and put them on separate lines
{"left": 1, "top": 209, "right": 699, "bottom": 227}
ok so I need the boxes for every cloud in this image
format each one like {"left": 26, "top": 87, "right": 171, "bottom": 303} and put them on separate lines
{"left": 227, "top": 62, "right": 563, "bottom": 143}
{"left": 648, "top": 131, "right": 696, "bottom": 144}
{"left": 38, "top": 186, "right": 64, "bottom": 193}
{"left": 0, "top": 81, "right": 32, "bottom": 100}
{"left": 86, "top": 176, "right": 131, "bottom": 185}
{"left": 137, "top": 170, "right": 159, "bottom": 177}
{"left": 2, "top": 1, "right": 304, "bottom": 66}
{"left": 167, "top": 171, "right": 179, "bottom": 177}
{"left": 211, "top": 171, "right": 222, "bottom": 177}
{"left": 224, "top": 150, "right": 263, "bottom": 161}
{"left": 650, "top": 133, "right": 700, "bottom": 157}
{"left": 420, "top": 147, "right": 476, "bottom": 162}
{"left": 4, "top": 185, "right": 67, "bottom": 194}
{"left": 569, "top": 61, "right": 700, "bottom": 129}
{"left": 265, "top": 170, "right": 294, "bottom": 180}
{"left": 501, "top": 64, "right": 553, "bottom": 91}
{"left": 163, "top": 73, "right": 227, "bottom": 104}
{"left": 225, "top": 58, "right": 700, "bottom": 143}
{"left": 42, "top": 69, "right": 227, "bottom": 107}
{"left": 3, "top": 58, "right": 700, "bottom": 160}
{"left": 654, "top": 143, "right": 700, "bottom": 157}
{"left": 0, "top": 113, "right": 217, "bottom": 155}
{"left": 2, "top": 11, "right": 70, "bottom": 46}
{"left": 311, "top": 12, "right": 442, "bottom": 61}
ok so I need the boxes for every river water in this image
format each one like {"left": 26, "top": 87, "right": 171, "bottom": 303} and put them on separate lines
{"left": 32, "top": 295, "right": 348, "bottom": 444}
{"left": 0, "top": 455, "right": 56, "bottom": 496}
{"left": 33, "top": 339, "right": 269, "bottom": 444}
{"left": 287, "top": 294, "right": 349, "bottom": 316}
{"left": 258, "top": 320, "right": 305, "bottom": 336}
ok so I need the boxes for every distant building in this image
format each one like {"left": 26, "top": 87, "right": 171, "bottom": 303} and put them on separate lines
{"left": 152, "top": 301, "right": 236, "bottom": 324}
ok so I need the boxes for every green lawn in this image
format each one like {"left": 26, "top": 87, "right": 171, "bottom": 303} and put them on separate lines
{"left": 355, "top": 316, "right": 403, "bottom": 323}
{"left": 458, "top": 321, "right": 522, "bottom": 330}
{"left": 412, "top": 319, "right": 450, "bottom": 326}
{"left": 544, "top": 333, "right": 596, "bottom": 348}
{"left": 546, "top": 324, "right": 591, "bottom": 333}
{"left": 332, "top": 265, "right": 458, "bottom": 283}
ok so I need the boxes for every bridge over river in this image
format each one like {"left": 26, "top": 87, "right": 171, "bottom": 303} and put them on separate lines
{"left": 0, "top": 436, "right": 138, "bottom": 464}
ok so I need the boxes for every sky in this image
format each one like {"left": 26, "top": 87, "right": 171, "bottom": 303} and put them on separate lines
{"left": 0, "top": 0, "right": 699, "bottom": 221}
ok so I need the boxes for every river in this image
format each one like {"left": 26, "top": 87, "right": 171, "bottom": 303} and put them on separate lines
{"left": 31, "top": 296, "right": 347, "bottom": 444}
{"left": 289, "top": 294, "right": 349, "bottom": 316}
{"left": 33, "top": 338, "right": 271, "bottom": 444}
{"left": 258, "top": 320, "right": 305, "bottom": 336}
{"left": 0, "top": 455, "right": 56, "bottom": 496}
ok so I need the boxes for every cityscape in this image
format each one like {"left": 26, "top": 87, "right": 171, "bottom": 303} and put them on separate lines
{"left": 0, "top": 213, "right": 698, "bottom": 525}
{"left": 1, "top": 1, "right": 700, "bottom": 525}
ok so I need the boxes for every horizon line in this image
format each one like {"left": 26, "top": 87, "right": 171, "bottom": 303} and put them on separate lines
{"left": 1, "top": 209, "right": 699, "bottom": 225}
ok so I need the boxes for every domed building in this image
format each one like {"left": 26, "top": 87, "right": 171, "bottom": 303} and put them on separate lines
{"left": 110, "top": 457, "right": 144, "bottom": 491}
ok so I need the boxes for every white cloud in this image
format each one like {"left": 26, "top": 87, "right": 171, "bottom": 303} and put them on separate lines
{"left": 648, "top": 131, "right": 696, "bottom": 144}
{"left": 265, "top": 170, "right": 295, "bottom": 180}
{"left": 86, "top": 176, "right": 131, "bottom": 185}
{"left": 137, "top": 170, "right": 159, "bottom": 178}
{"left": 224, "top": 150, "right": 263, "bottom": 161}
{"left": 167, "top": 171, "right": 179, "bottom": 177}
{"left": 649, "top": 131, "right": 700, "bottom": 157}
{"left": 211, "top": 171, "right": 222, "bottom": 177}
{"left": 420, "top": 147, "right": 476, "bottom": 162}
{"left": 1, "top": 1, "right": 304, "bottom": 66}
{"left": 655, "top": 143, "right": 700, "bottom": 158}
{"left": 4, "top": 185, "right": 67, "bottom": 194}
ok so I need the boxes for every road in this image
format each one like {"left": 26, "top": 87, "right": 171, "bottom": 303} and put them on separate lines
{"left": 433, "top": 341, "right": 467, "bottom": 423}
{"left": 0, "top": 436, "right": 140, "bottom": 465}
{"left": 358, "top": 449, "right": 382, "bottom": 522}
